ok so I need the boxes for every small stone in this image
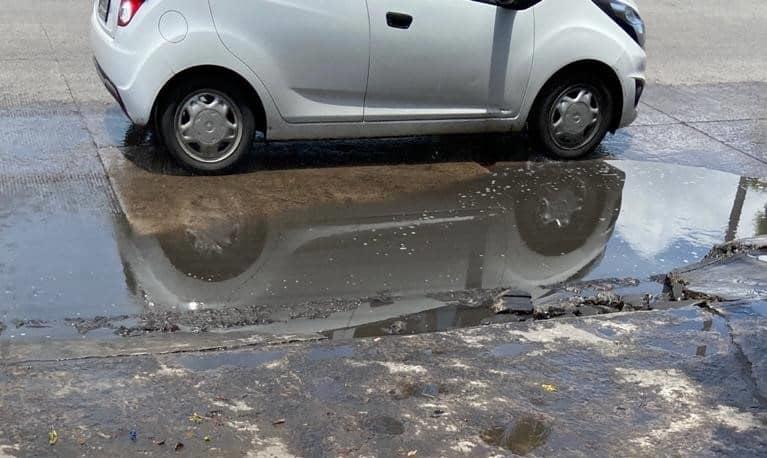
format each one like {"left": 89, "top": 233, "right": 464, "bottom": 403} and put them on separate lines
{"left": 491, "top": 295, "right": 534, "bottom": 314}
{"left": 541, "top": 383, "right": 558, "bottom": 393}
{"left": 48, "top": 429, "right": 58, "bottom": 446}
{"left": 386, "top": 320, "right": 407, "bottom": 335}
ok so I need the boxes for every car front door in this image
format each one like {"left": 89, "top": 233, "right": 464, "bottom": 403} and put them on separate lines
{"left": 209, "top": 0, "right": 370, "bottom": 123}
{"left": 364, "top": 0, "right": 534, "bottom": 121}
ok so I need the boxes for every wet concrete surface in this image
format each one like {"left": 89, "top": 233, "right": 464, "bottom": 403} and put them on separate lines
{"left": 2, "top": 304, "right": 766, "bottom": 457}
{"left": 3, "top": 77, "right": 767, "bottom": 340}
{"left": 1, "top": 0, "right": 767, "bottom": 455}
{"left": 6, "top": 155, "right": 767, "bottom": 342}
{"left": 1, "top": 8, "right": 766, "bottom": 345}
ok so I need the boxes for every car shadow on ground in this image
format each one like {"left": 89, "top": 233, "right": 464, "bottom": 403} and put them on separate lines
{"left": 119, "top": 124, "right": 612, "bottom": 176}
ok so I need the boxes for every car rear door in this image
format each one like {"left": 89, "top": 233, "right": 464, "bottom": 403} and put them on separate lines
{"left": 208, "top": 0, "right": 370, "bottom": 123}
{"left": 364, "top": 0, "right": 534, "bottom": 121}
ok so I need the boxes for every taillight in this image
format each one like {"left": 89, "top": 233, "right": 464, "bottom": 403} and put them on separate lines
{"left": 117, "top": 0, "right": 145, "bottom": 27}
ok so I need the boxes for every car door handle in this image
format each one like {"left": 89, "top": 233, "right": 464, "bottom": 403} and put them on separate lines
{"left": 386, "top": 12, "right": 413, "bottom": 29}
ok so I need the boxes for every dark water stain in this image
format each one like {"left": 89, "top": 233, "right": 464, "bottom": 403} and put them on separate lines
{"left": 490, "top": 342, "right": 534, "bottom": 358}
{"left": 362, "top": 415, "right": 405, "bottom": 435}
{"left": 176, "top": 350, "right": 285, "bottom": 371}
{"left": 390, "top": 381, "right": 445, "bottom": 400}
{"left": 310, "top": 377, "right": 349, "bottom": 403}
{"left": 307, "top": 345, "right": 354, "bottom": 362}
{"left": 481, "top": 415, "right": 552, "bottom": 455}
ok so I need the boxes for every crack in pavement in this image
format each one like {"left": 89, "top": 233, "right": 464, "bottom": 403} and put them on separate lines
{"left": 697, "top": 302, "right": 767, "bottom": 406}
{"left": 640, "top": 98, "right": 767, "bottom": 166}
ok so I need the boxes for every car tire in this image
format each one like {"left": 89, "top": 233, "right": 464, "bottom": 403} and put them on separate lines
{"left": 529, "top": 72, "right": 615, "bottom": 159}
{"left": 158, "top": 78, "right": 256, "bottom": 174}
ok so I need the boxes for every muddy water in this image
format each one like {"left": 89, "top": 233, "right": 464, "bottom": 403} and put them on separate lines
{"left": 2, "top": 158, "right": 767, "bottom": 340}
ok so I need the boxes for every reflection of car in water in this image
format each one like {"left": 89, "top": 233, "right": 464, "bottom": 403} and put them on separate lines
{"left": 117, "top": 161, "right": 624, "bottom": 329}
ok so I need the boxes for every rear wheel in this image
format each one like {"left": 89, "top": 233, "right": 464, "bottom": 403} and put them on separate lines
{"left": 159, "top": 79, "right": 255, "bottom": 174}
{"left": 529, "top": 72, "right": 615, "bottom": 159}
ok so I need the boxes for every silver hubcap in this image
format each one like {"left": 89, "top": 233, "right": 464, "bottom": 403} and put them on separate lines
{"left": 175, "top": 91, "right": 243, "bottom": 163}
{"left": 550, "top": 86, "right": 601, "bottom": 150}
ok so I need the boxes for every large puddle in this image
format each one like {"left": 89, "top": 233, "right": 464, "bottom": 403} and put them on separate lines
{"left": 3, "top": 158, "right": 767, "bottom": 340}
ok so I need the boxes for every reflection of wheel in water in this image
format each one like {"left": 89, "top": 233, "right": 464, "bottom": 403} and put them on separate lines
{"left": 515, "top": 165, "right": 622, "bottom": 257}
{"left": 156, "top": 195, "right": 268, "bottom": 282}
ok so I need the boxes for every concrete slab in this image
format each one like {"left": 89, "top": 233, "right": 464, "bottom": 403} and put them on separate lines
{"left": 0, "top": 23, "right": 52, "bottom": 60}
{"left": 0, "top": 110, "right": 103, "bottom": 176}
{"left": 712, "top": 301, "right": 767, "bottom": 400}
{"left": 58, "top": 57, "right": 115, "bottom": 106}
{"left": 671, "top": 237, "right": 767, "bottom": 302}
{"left": 42, "top": 21, "right": 93, "bottom": 59}
{"left": 599, "top": 123, "right": 767, "bottom": 177}
{"left": 0, "top": 59, "right": 73, "bottom": 109}
{"left": 1, "top": 307, "right": 764, "bottom": 457}
{"left": 0, "top": 1, "right": 88, "bottom": 24}
{"left": 642, "top": 83, "right": 767, "bottom": 123}
{"left": 633, "top": 101, "right": 677, "bottom": 126}
{"left": 691, "top": 119, "right": 767, "bottom": 163}
{"left": 642, "top": 0, "right": 767, "bottom": 84}
{"left": 601, "top": 123, "right": 735, "bottom": 159}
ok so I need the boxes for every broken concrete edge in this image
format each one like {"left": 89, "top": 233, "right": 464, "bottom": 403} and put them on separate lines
{"left": 0, "top": 277, "right": 709, "bottom": 353}
{"left": 706, "top": 236, "right": 767, "bottom": 260}
{"left": 0, "top": 298, "right": 723, "bottom": 367}
{"left": 0, "top": 331, "right": 325, "bottom": 366}
{"left": 4, "top": 235, "right": 766, "bottom": 361}
{"left": 3, "top": 303, "right": 765, "bottom": 457}
{"left": 669, "top": 235, "right": 767, "bottom": 302}
{"left": 0, "top": 283, "right": 649, "bottom": 340}
{"left": 667, "top": 236, "right": 767, "bottom": 282}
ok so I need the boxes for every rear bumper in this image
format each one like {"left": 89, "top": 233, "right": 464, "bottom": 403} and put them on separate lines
{"left": 94, "top": 58, "right": 131, "bottom": 120}
{"left": 89, "top": 9, "right": 173, "bottom": 126}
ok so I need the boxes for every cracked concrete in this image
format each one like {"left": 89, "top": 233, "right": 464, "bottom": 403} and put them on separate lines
{"left": 1, "top": 305, "right": 765, "bottom": 457}
{"left": 2, "top": 1, "right": 767, "bottom": 455}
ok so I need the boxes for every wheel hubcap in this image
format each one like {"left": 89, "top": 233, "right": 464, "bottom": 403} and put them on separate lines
{"left": 175, "top": 91, "right": 243, "bottom": 163}
{"left": 550, "top": 87, "right": 601, "bottom": 150}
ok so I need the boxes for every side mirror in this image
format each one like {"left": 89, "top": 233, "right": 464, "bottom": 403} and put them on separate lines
{"left": 478, "top": 0, "right": 542, "bottom": 10}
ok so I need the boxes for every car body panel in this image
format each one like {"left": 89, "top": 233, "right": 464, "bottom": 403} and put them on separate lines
{"left": 90, "top": 0, "right": 646, "bottom": 138}
{"left": 208, "top": 0, "right": 370, "bottom": 123}
{"left": 364, "top": 0, "right": 535, "bottom": 121}
{"left": 523, "top": 0, "right": 646, "bottom": 129}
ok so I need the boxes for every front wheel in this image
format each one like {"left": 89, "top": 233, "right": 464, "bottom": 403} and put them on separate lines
{"left": 529, "top": 73, "right": 615, "bottom": 159}
{"left": 158, "top": 80, "right": 256, "bottom": 174}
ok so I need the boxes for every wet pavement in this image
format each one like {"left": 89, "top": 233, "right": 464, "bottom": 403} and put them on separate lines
{"left": 2, "top": 0, "right": 767, "bottom": 455}
{"left": 2, "top": 300, "right": 766, "bottom": 457}
{"left": 6, "top": 155, "right": 767, "bottom": 342}
{"left": 0, "top": 1, "right": 766, "bottom": 344}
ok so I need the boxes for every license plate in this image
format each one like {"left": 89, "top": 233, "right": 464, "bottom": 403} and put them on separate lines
{"left": 98, "top": 0, "right": 110, "bottom": 22}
